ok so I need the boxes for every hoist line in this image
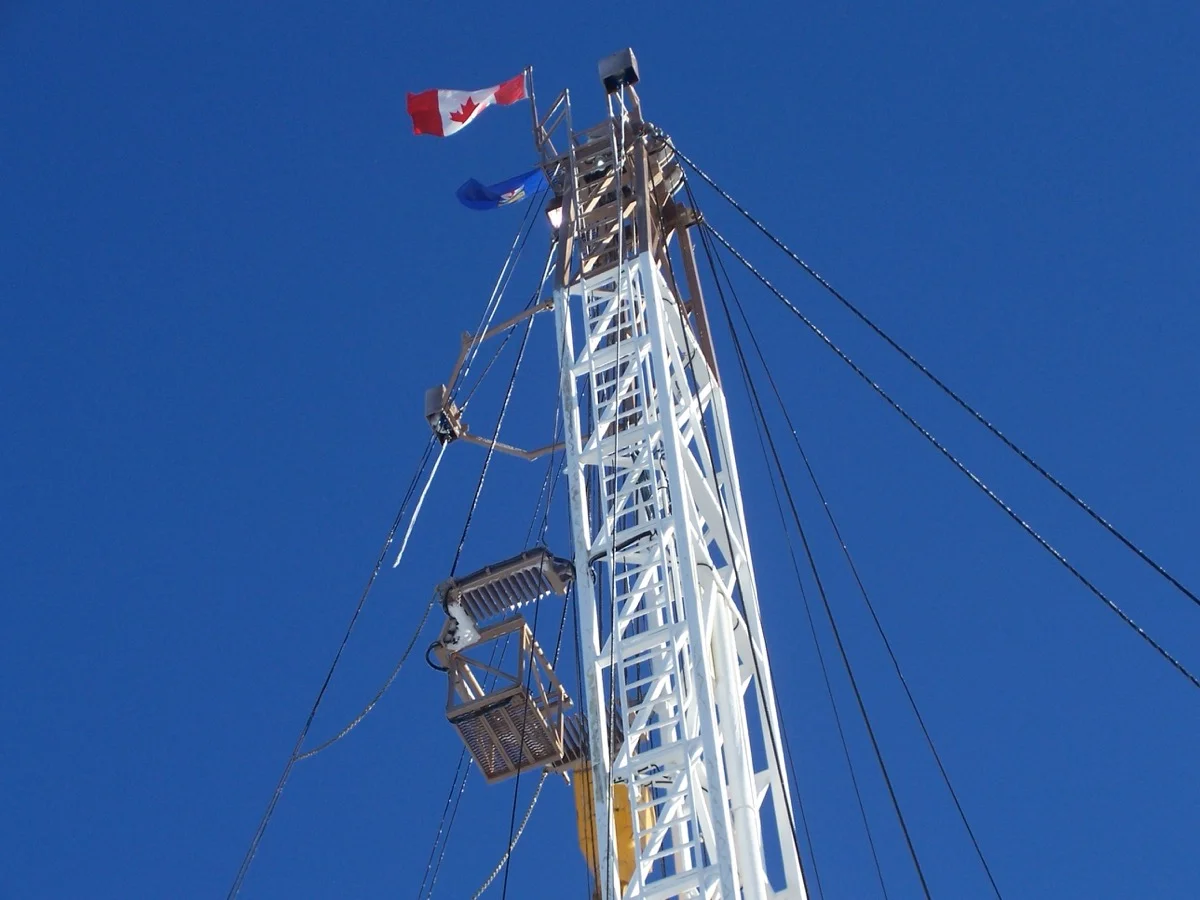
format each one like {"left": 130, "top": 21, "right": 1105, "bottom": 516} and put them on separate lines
{"left": 471, "top": 771, "right": 549, "bottom": 900}
{"left": 671, "top": 143, "right": 1200, "bottom": 617}
{"left": 459, "top": 228, "right": 554, "bottom": 417}
{"left": 538, "top": 447, "right": 563, "bottom": 547}
{"left": 695, "top": 217, "right": 882, "bottom": 900}
{"left": 738, "top": 333, "right": 888, "bottom": 900}
{"left": 406, "top": 246, "right": 553, "bottom": 570}
{"left": 428, "top": 347, "right": 562, "bottom": 900}
{"left": 498, "top": 552, "right": 571, "bottom": 899}
{"left": 293, "top": 589, "right": 438, "bottom": 761}
{"left": 680, "top": 194, "right": 824, "bottom": 899}
{"left": 416, "top": 747, "right": 473, "bottom": 900}
{"left": 453, "top": 188, "right": 547, "bottom": 409}
{"left": 524, "top": 402, "right": 563, "bottom": 549}
{"left": 498, "top": 609, "right": 542, "bottom": 900}
{"left": 418, "top": 310, "right": 541, "bottom": 899}
{"left": 450, "top": 277, "right": 540, "bottom": 578}
{"left": 600, "top": 114, "right": 630, "bottom": 900}
{"left": 453, "top": 194, "right": 538, "bottom": 409}
{"left": 724, "top": 283, "right": 1004, "bottom": 899}
{"left": 571, "top": 595, "right": 601, "bottom": 900}
{"left": 226, "top": 436, "right": 439, "bottom": 900}
{"left": 296, "top": 227, "right": 552, "bottom": 897}
{"left": 468, "top": 464, "right": 572, "bottom": 900}
{"left": 422, "top": 604, "right": 555, "bottom": 900}
{"left": 706, "top": 223, "right": 1200, "bottom": 692}
{"left": 574, "top": 395, "right": 603, "bottom": 900}
{"left": 714, "top": 260, "right": 937, "bottom": 900}
{"left": 499, "top": 464, "right": 573, "bottom": 900}
{"left": 461, "top": 325, "right": 518, "bottom": 415}
{"left": 695, "top": 272, "right": 833, "bottom": 900}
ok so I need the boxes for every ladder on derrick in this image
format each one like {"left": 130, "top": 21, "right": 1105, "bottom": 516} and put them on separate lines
{"left": 537, "top": 49, "right": 810, "bottom": 900}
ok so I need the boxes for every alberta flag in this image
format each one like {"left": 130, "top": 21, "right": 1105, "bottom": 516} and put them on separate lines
{"left": 456, "top": 168, "right": 548, "bottom": 210}
{"left": 407, "top": 73, "right": 526, "bottom": 137}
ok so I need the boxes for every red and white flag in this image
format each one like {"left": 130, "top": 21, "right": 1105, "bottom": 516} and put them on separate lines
{"left": 406, "top": 73, "right": 527, "bottom": 137}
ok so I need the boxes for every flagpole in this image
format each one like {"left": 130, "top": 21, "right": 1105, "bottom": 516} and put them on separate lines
{"left": 525, "top": 65, "right": 539, "bottom": 155}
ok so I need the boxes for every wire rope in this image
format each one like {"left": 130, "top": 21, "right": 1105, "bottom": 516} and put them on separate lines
{"left": 415, "top": 747, "right": 473, "bottom": 900}
{"left": 469, "top": 771, "right": 550, "bottom": 900}
{"left": 705, "top": 222, "right": 1200, "bottom": 692}
{"left": 742, "top": 338, "right": 890, "bottom": 900}
{"left": 226, "top": 436, "right": 438, "bottom": 899}
{"left": 723, "top": 273, "right": 1005, "bottom": 898}
{"left": 229, "top": 200, "right": 555, "bottom": 899}
{"left": 524, "top": 403, "right": 563, "bottom": 549}
{"left": 418, "top": 237, "right": 559, "bottom": 900}
{"left": 491, "top": 415, "right": 572, "bottom": 899}
{"left": 670, "top": 143, "right": 1200, "bottom": 616}
{"left": 293, "top": 589, "right": 438, "bottom": 761}
{"left": 694, "top": 215, "right": 882, "bottom": 899}
{"left": 418, "top": 306, "right": 540, "bottom": 899}
{"left": 715, "top": 268, "right": 937, "bottom": 899}
{"left": 593, "top": 107, "right": 630, "bottom": 900}
{"left": 497, "top": 567, "right": 546, "bottom": 899}
{"left": 491, "top": 581, "right": 576, "bottom": 900}
{"left": 448, "top": 298, "right": 538, "bottom": 578}
{"left": 670, "top": 191, "right": 824, "bottom": 897}
{"left": 452, "top": 189, "right": 546, "bottom": 406}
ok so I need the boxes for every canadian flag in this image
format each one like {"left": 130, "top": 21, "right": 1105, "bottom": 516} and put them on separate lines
{"left": 406, "top": 73, "right": 527, "bottom": 137}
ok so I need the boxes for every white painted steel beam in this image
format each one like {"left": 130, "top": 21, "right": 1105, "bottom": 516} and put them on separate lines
{"left": 550, "top": 91, "right": 807, "bottom": 900}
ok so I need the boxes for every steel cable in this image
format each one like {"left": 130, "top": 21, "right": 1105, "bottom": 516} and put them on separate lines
{"left": 293, "top": 587, "right": 438, "bottom": 761}
{"left": 696, "top": 218, "right": 888, "bottom": 899}
{"left": 706, "top": 222, "right": 1200, "bottom": 692}
{"left": 715, "top": 266, "right": 937, "bottom": 900}
{"left": 670, "top": 142, "right": 1200, "bottom": 616}
{"left": 228, "top": 201, "right": 553, "bottom": 899}
{"left": 418, "top": 237, "right": 559, "bottom": 900}
{"left": 723, "top": 276, "right": 1005, "bottom": 898}
{"left": 419, "top": 306, "right": 540, "bottom": 899}
{"left": 226, "top": 436, "right": 438, "bottom": 899}
{"left": 453, "top": 189, "right": 546, "bottom": 407}
{"left": 471, "top": 772, "right": 549, "bottom": 900}
{"left": 681, "top": 193, "right": 828, "bottom": 898}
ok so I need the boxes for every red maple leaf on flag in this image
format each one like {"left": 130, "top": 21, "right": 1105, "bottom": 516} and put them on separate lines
{"left": 449, "top": 96, "right": 479, "bottom": 124}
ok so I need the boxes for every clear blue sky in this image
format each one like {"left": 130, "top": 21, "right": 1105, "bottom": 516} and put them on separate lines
{"left": 3, "top": 3, "right": 1199, "bottom": 898}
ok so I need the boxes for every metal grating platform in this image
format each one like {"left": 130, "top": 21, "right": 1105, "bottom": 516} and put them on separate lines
{"left": 449, "top": 686, "right": 564, "bottom": 783}
{"left": 443, "top": 616, "right": 573, "bottom": 783}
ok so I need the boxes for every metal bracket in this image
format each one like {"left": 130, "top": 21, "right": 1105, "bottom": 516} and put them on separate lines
{"left": 424, "top": 384, "right": 565, "bottom": 461}
{"left": 422, "top": 299, "right": 566, "bottom": 460}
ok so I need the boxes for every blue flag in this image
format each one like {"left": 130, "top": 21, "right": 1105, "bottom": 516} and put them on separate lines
{"left": 456, "top": 167, "right": 548, "bottom": 211}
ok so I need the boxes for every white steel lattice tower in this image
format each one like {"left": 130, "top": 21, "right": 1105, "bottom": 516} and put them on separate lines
{"left": 538, "top": 53, "right": 810, "bottom": 900}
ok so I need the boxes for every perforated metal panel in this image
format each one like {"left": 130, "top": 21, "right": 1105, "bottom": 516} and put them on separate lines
{"left": 448, "top": 688, "right": 563, "bottom": 783}
{"left": 443, "top": 617, "right": 573, "bottom": 783}
{"left": 444, "top": 548, "right": 574, "bottom": 625}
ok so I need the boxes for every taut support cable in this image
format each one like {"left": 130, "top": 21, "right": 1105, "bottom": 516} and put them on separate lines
{"left": 706, "top": 223, "right": 1200, "bottom": 693}
{"left": 720, "top": 254, "right": 1004, "bottom": 899}
{"left": 700, "top": 221, "right": 919, "bottom": 899}
{"left": 721, "top": 278, "right": 936, "bottom": 900}
{"left": 452, "top": 188, "right": 546, "bottom": 406}
{"left": 672, "top": 143, "right": 1200, "bottom": 616}
{"left": 687, "top": 198, "right": 835, "bottom": 899}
